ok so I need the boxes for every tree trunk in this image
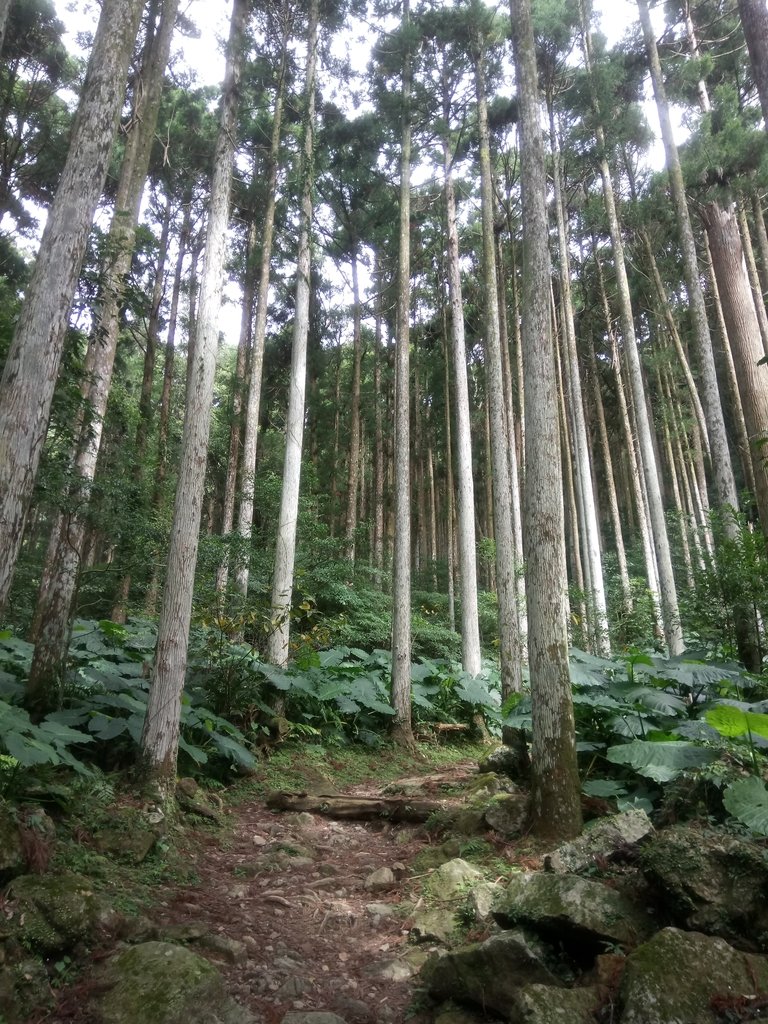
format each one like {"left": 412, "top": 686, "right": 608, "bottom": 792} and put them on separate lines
{"left": 512, "top": 0, "right": 582, "bottom": 840}
{"left": 443, "top": 122, "right": 481, "bottom": 674}
{"left": 0, "top": 0, "right": 146, "bottom": 614}
{"left": 0, "top": 0, "right": 11, "bottom": 54}
{"left": 373, "top": 254, "right": 385, "bottom": 581}
{"left": 737, "top": 197, "right": 768, "bottom": 356}
{"left": 549, "top": 99, "right": 609, "bottom": 654}
{"left": 390, "top": 0, "right": 415, "bottom": 750}
{"left": 26, "top": 0, "right": 179, "bottom": 706}
{"left": 140, "top": 0, "right": 248, "bottom": 793}
{"left": 581, "top": 4, "right": 683, "bottom": 655}
{"left": 216, "top": 217, "right": 257, "bottom": 597}
{"left": 703, "top": 201, "right": 768, "bottom": 537}
{"left": 737, "top": 0, "right": 768, "bottom": 130}
{"left": 344, "top": 248, "right": 364, "bottom": 563}
{"left": 264, "top": 0, "right": 318, "bottom": 668}
{"left": 235, "top": 47, "right": 289, "bottom": 598}
{"left": 474, "top": 39, "right": 523, "bottom": 707}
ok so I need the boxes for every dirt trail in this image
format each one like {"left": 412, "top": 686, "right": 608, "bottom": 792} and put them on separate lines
{"left": 142, "top": 767, "right": 477, "bottom": 1024}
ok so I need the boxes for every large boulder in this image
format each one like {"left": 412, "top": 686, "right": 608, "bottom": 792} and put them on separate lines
{"left": 2, "top": 872, "right": 119, "bottom": 954}
{"left": 0, "top": 957, "right": 53, "bottom": 1024}
{"left": 619, "top": 927, "right": 768, "bottom": 1024}
{"left": 421, "top": 931, "right": 563, "bottom": 1017}
{"left": 493, "top": 872, "right": 655, "bottom": 958}
{"left": 96, "top": 941, "right": 257, "bottom": 1024}
{"left": 640, "top": 825, "right": 768, "bottom": 946}
{"left": 544, "top": 809, "right": 653, "bottom": 874}
{"left": 478, "top": 746, "right": 525, "bottom": 779}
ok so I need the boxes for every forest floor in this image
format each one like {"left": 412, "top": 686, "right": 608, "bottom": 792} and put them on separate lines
{"left": 47, "top": 742, "right": 497, "bottom": 1024}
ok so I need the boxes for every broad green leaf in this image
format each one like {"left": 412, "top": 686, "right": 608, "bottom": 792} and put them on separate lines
{"left": 723, "top": 776, "right": 768, "bottom": 835}
{"left": 606, "top": 740, "right": 717, "bottom": 782}
{"left": 38, "top": 719, "right": 93, "bottom": 744}
{"left": 4, "top": 733, "right": 58, "bottom": 766}
{"left": 178, "top": 736, "right": 209, "bottom": 765}
{"left": 706, "top": 705, "right": 768, "bottom": 740}
{"left": 582, "top": 779, "right": 627, "bottom": 798}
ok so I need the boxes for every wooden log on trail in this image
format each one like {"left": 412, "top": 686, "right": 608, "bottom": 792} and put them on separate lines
{"left": 265, "top": 790, "right": 446, "bottom": 823}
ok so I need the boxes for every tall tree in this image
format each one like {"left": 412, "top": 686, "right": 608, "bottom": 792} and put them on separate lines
{"left": 26, "top": 0, "right": 181, "bottom": 708}
{"left": 0, "top": 0, "right": 146, "bottom": 615}
{"left": 637, "top": 0, "right": 759, "bottom": 668}
{"left": 140, "top": 0, "right": 249, "bottom": 790}
{"left": 390, "top": 0, "right": 415, "bottom": 749}
{"left": 512, "top": 0, "right": 582, "bottom": 840}
{"left": 737, "top": 0, "right": 768, "bottom": 129}
{"left": 264, "top": 0, "right": 319, "bottom": 666}
{"left": 579, "top": 3, "right": 684, "bottom": 655}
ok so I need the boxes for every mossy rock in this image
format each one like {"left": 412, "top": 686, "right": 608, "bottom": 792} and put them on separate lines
{"left": 482, "top": 793, "right": 529, "bottom": 838}
{"left": 95, "top": 941, "right": 256, "bottom": 1024}
{"left": 3, "top": 872, "right": 118, "bottom": 955}
{"left": 425, "top": 859, "right": 485, "bottom": 903}
{"left": 0, "top": 957, "right": 53, "bottom": 1023}
{"left": 493, "top": 872, "right": 654, "bottom": 959}
{"left": 415, "top": 840, "right": 464, "bottom": 871}
{"left": 619, "top": 927, "right": 768, "bottom": 1024}
{"left": 94, "top": 807, "right": 159, "bottom": 864}
{"left": 640, "top": 825, "right": 768, "bottom": 947}
{"left": 0, "top": 802, "right": 24, "bottom": 883}
{"left": 512, "top": 984, "right": 601, "bottom": 1023}
{"left": 421, "top": 931, "right": 563, "bottom": 1017}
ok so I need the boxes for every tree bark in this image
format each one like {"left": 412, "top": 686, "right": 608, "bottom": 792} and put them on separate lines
{"left": 265, "top": 0, "right": 318, "bottom": 667}
{"left": 703, "top": 201, "right": 768, "bottom": 537}
{"left": 549, "top": 100, "right": 610, "bottom": 654}
{"left": 737, "top": 0, "right": 768, "bottom": 130}
{"left": 473, "top": 37, "right": 523, "bottom": 707}
{"left": 344, "top": 249, "right": 364, "bottom": 563}
{"left": 390, "top": 0, "right": 415, "bottom": 750}
{"left": 140, "top": 0, "right": 248, "bottom": 792}
{"left": 26, "top": 0, "right": 179, "bottom": 706}
{"left": 512, "top": 0, "right": 582, "bottom": 840}
{"left": 443, "top": 116, "right": 481, "bottom": 673}
{"left": 216, "top": 217, "right": 258, "bottom": 597}
{"left": 235, "top": 45, "right": 288, "bottom": 598}
{"left": 581, "top": 3, "right": 683, "bottom": 655}
{"left": 0, "top": 0, "right": 146, "bottom": 615}
{"left": 0, "top": 0, "right": 11, "bottom": 55}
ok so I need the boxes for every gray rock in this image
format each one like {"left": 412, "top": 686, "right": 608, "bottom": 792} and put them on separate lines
{"left": 619, "top": 927, "right": 768, "bottom": 1024}
{"left": 478, "top": 746, "right": 524, "bottom": 778}
{"left": 365, "top": 902, "right": 397, "bottom": 919}
{"left": 364, "top": 867, "right": 395, "bottom": 892}
{"left": 468, "top": 882, "right": 503, "bottom": 925}
{"left": 640, "top": 825, "right": 768, "bottom": 945}
{"left": 280, "top": 1015, "right": 348, "bottom": 1024}
{"left": 494, "top": 872, "right": 654, "bottom": 953}
{"left": 544, "top": 809, "right": 653, "bottom": 874}
{"left": 96, "top": 942, "right": 257, "bottom": 1024}
{"left": 276, "top": 975, "right": 310, "bottom": 997}
{"left": 483, "top": 794, "right": 529, "bottom": 838}
{"left": 363, "top": 959, "right": 413, "bottom": 981}
{"left": 410, "top": 908, "right": 459, "bottom": 944}
{"left": 512, "top": 984, "right": 601, "bottom": 1023}
{"left": 421, "top": 931, "right": 562, "bottom": 1016}
{"left": 198, "top": 933, "right": 247, "bottom": 964}
{"left": 425, "top": 859, "right": 484, "bottom": 902}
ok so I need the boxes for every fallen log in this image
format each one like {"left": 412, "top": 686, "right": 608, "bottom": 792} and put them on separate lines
{"left": 265, "top": 790, "right": 446, "bottom": 823}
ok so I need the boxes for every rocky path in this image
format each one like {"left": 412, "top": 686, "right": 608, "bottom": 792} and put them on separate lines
{"left": 141, "top": 767, "right": 478, "bottom": 1024}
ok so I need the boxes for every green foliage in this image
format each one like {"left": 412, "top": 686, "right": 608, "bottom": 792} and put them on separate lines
{"left": 722, "top": 776, "right": 768, "bottom": 835}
